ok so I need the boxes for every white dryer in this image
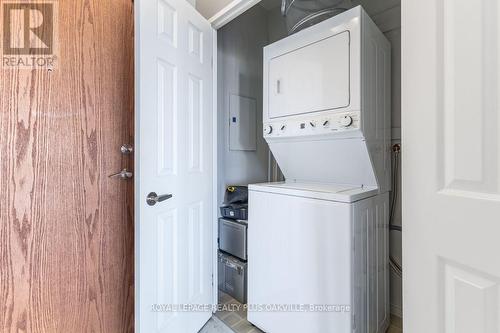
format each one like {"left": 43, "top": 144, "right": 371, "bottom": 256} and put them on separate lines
{"left": 248, "top": 6, "right": 392, "bottom": 333}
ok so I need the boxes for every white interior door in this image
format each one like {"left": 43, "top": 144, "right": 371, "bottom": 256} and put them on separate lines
{"left": 403, "top": 0, "right": 500, "bottom": 332}
{"left": 135, "top": 0, "right": 214, "bottom": 332}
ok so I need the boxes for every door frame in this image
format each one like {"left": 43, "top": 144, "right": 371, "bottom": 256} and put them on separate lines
{"left": 211, "top": 29, "right": 218, "bottom": 308}
{"left": 208, "top": 0, "right": 262, "bottom": 29}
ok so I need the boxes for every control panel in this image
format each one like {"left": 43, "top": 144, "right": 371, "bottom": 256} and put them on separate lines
{"left": 263, "top": 111, "right": 360, "bottom": 138}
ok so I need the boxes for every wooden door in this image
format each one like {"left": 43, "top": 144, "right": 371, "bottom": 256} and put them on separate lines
{"left": 0, "top": 0, "right": 134, "bottom": 332}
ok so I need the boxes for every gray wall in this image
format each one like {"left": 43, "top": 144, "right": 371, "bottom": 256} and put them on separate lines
{"left": 217, "top": 5, "right": 271, "bottom": 205}
{"left": 266, "top": 6, "right": 287, "bottom": 43}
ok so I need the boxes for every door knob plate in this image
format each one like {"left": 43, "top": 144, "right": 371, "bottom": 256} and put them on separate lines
{"left": 121, "top": 144, "right": 134, "bottom": 155}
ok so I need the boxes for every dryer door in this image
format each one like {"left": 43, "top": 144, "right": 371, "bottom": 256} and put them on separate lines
{"left": 268, "top": 30, "right": 351, "bottom": 119}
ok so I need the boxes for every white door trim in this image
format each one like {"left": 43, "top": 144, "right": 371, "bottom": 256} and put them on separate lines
{"left": 209, "top": 0, "right": 261, "bottom": 29}
{"left": 134, "top": 1, "right": 141, "bottom": 329}
{"left": 211, "top": 29, "right": 219, "bottom": 310}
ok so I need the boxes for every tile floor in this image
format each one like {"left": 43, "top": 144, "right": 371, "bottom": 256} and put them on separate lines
{"left": 199, "top": 317, "right": 233, "bottom": 333}
{"left": 200, "top": 290, "right": 403, "bottom": 333}
{"left": 214, "top": 291, "right": 263, "bottom": 333}
{"left": 386, "top": 314, "right": 403, "bottom": 333}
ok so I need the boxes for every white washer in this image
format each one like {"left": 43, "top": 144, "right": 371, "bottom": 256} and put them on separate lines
{"left": 248, "top": 182, "right": 389, "bottom": 333}
{"left": 248, "top": 6, "right": 392, "bottom": 333}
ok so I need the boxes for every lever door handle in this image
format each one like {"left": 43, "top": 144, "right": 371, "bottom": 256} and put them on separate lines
{"left": 109, "top": 169, "right": 133, "bottom": 180}
{"left": 147, "top": 192, "right": 173, "bottom": 206}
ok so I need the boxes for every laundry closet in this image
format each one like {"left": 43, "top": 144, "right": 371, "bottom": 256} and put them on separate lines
{"left": 212, "top": 1, "right": 402, "bottom": 332}
{"left": 215, "top": 6, "right": 275, "bottom": 324}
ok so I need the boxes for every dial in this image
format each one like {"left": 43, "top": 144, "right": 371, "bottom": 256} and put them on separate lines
{"left": 323, "top": 120, "right": 330, "bottom": 127}
{"left": 339, "top": 115, "right": 353, "bottom": 127}
{"left": 264, "top": 125, "right": 273, "bottom": 135}
{"left": 309, "top": 121, "right": 317, "bottom": 128}
{"left": 280, "top": 124, "right": 286, "bottom": 131}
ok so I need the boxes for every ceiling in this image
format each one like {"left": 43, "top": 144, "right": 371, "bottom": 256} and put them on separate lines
{"left": 196, "top": 0, "right": 234, "bottom": 19}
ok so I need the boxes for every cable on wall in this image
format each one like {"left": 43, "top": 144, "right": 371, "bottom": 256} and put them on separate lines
{"left": 389, "top": 143, "right": 402, "bottom": 277}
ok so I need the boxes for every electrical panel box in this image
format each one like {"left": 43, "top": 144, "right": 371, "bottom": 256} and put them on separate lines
{"left": 229, "top": 94, "right": 257, "bottom": 151}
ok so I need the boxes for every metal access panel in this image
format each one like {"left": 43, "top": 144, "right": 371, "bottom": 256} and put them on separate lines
{"left": 219, "top": 218, "right": 248, "bottom": 260}
{"left": 229, "top": 94, "right": 257, "bottom": 151}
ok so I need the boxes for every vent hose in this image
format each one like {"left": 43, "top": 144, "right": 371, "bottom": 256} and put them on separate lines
{"left": 281, "top": 0, "right": 346, "bottom": 34}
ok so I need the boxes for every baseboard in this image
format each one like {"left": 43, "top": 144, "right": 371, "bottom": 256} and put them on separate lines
{"left": 390, "top": 303, "right": 403, "bottom": 318}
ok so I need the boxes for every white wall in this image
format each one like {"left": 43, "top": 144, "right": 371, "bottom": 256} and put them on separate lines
{"left": 217, "top": 5, "right": 270, "bottom": 205}
{"left": 265, "top": 0, "right": 403, "bottom": 318}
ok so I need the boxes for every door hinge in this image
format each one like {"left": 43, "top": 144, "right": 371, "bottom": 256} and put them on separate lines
{"left": 211, "top": 274, "right": 214, "bottom": 286}
{"left": 352, "top": 314, "right": 356, "bottom": 330}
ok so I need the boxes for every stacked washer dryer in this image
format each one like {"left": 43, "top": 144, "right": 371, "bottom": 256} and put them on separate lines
{"left": 248, "top": 6, "right": 391, "bottom": 333}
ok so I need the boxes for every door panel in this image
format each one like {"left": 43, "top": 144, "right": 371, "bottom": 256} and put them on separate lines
{"left": 0, "top": 0, "right": 134, "bottom": 332}
{"left": 402, "top": 0, "right": 500, "bottom": 332}
{"left": 136, "top": 0, "right": 214, "bottom": 332}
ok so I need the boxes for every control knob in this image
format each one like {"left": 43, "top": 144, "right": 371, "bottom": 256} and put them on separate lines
{"left": 264, "top": 125, "right": 273, "bottom": 135}
{"left": 339, "top": 116, "right": 353, "bottom": 127}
